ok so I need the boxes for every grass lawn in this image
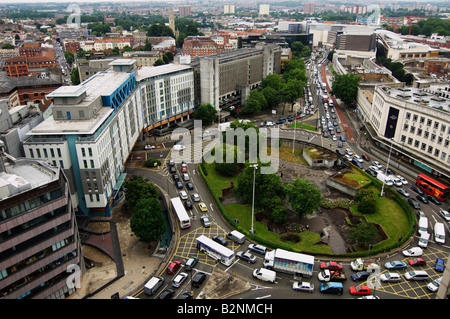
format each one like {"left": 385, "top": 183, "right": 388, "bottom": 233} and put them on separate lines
{"left": 202, "top": 162, "right": 238, "bottom": 198}
{"left": 264, "top": 146, "right": 309, "bottom": 166}
{"left": 223, "top": 203, "right": 332, "bottom": 254}
{"left": 351, "top": 185, "right": 410, "bottom": 251}
{"left": 290, "top": 123, "right": 317, "bottom": 131}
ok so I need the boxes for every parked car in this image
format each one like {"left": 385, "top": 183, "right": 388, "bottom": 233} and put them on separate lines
{"left": 200, "top": 215, "right": 211, "bottom": 228}
{"left": 292, "top": 282, "right": 314, "bottom": 293}
{"left": 167, "top": 260, "right": 181, "bottom": 274}
{"left": 345, "top": 148, "right": 353, "bottom": 156}
{"left": 351, "top": 271, "right": 370, "bottom": 282}
{"left": 212, "top": 235, "right": 228, "bottom": 246}
{"left": 336, "top": 149, "right": 345, "bottom": 156}
{"left": 236, "top": 251, "right": 257, "bottom": 263}
{"left": 380, "top": 272, "right": 402, "bottom": 282}
{"left": 384, "top": 260, "right": 408, "bottom": 270}
{"left": 411, "top": 185, "right": 424, "bottom": 196}
{"left": 365, "top": 169, "right": 377, "bottom": 177}
{"left": 408, "top": 258, "right": 426, "bottom": 267}
{"left": 340, "top": 136, "right": 346, "bottom": 142}
{"left": 248, "top": 244, "right": 267, "bottom": 254}
{"left": 372, "top": 161, "right": 383, "bottom": 169}
{"left": 144, "top": 144, "right": 155, "bottom": 150}
{"left": 402, "top": 247, "right": 423, "bottom": 257}
{"left": 427, "top": 277, "right": 442, "bottom": 292}
{"left": 427, "top": 195, "right": 441, "bottom": 205}
{"left": 397, "top": 188, "right": 410, "bottom": 197}
{"left": 349, "top": 285, "right": 371, "bottom": 295}
{"left": 320, "top": 261, "right": 343, "bottom": 270}
{"left": 353, "top": 155, "right": 364, "bottom": 163}
{"left": 408, "top": 198, "right": 421, "bottom": 210}
{"left": 435, "top": 258, "right": 445, "bottom": 272}
{"left": 416, "top": 194, "right": 428, "bottom": 204}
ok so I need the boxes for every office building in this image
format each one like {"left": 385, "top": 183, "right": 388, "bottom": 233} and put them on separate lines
{"left": 259, "top": 4, "right": 270, "bottom": 16}
{"left": 0, "top": 156, "right": 84, "bottom": 299}
{"left": 224, "top": 5, "right": 235, "bottom": 14}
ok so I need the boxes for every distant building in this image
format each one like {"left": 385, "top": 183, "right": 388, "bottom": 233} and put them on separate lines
{"left": 178, "top": 5, "right": 191, "bottom": 17}
{"left": 122, "top": 50, "right": 163, "bottom": 67}
{"left": 4, "top": 51, "right": 57, "bottom": 78}
{"left": 304, "top": 2, "right": 316, "bottom": 14}
{"left": 182, "top": 36, "right": 233, "bottom": 58}
{"left": 259, "top": 4, "right": 270, "bottom": 16}
{"left": 224, "top": 5, "right": 235, "bottom": 14}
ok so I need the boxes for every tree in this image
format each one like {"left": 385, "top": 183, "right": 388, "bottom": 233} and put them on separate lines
{"left": 327, "top": 50, "right": 336, "bottom": 62}
{"left": 130, "top": 198, "right": 166, "bottom": 246}
{"left": 348, "top": 221, "right": 379, "bottom": 248}
{"left": 285, "top": 178, "right": 322, "bottom": 219}
{"left": 70, "top": 67, "right": 80, "bottom": 85}
{"left": 153, "top": 58, "right": 165, "bottom": 66}
{"left": 213, "top": 143, "right": 242, "bottom": 177}
{"left": 193, "top": 104, "right": 217, "bottom": 126}
{"left": 123, "top": 175, "right": 159, "bottom": 212}
{"left": 261, "top": 73, "right": 282, "bottom": 91}
{"left": 330, "top": 73, "right": 361, "bottom": 107}
{"left": 64, "top": 51, "right": 74, "bottom": 65}
{"left": 403, "top": 73, "right": 414, "bottom": 86}
{"left": 262, "top": 87, "right": 279, "bottom": 109}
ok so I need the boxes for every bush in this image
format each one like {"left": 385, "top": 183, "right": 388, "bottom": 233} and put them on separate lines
{"left": 357, "top": 196, "right": 377, "bottom": 214}
{"left": 145, "top": 158, "right": 161, "bottom": 167}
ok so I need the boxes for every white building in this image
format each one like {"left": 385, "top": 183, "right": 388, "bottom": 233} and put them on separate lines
{"left": 259, "top": 4, "right": 270, "bottom": 16}
{"left": 23, "top": 60, "right": 195, "bottom": 216}
{"left": 224, "top": 5, "right": 235, "bottom": 14}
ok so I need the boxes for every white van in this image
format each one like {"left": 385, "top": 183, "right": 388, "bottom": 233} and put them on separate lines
{"left": 434, "top": 222, "right": 446, "bottom": 244}
{"left": 144, "top": 276, "right": 164, "bottom": 295}
{"left": 252, "top": 268, "right": 276, "bottom": 283}
{"left": 173, "top": 144, "right": 186, "bottom": 151}
{"left": 418, "top": 232, "right": 430, "bottom": 248}
{"left": 226, "top": 230, "right": 246, "bottom": 244}
{"left": 417, "top": 217, "right": 428, "bottom": 236}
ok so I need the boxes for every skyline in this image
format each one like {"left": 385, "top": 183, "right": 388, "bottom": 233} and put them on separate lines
{"left": 1, "top": 0, "right": 450, "bottom": 4}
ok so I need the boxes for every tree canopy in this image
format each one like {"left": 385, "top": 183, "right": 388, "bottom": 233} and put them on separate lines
{"left": 330, "top": 73, "right": 361, "bottom": 107}
{"left": 130, "top": 197, "right": 166, "bottom": 245}
{"left": 123, "top": 175, "right": 159, "bottom": 212}
{"left": 285, "top": 178, "right": 322, "bottom": 219}
{"left": 193, "top": 104, "right": 217, "bottom": 126}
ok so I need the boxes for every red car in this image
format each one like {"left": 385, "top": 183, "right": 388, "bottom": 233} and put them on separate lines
{"left": 361, "top": 154, "right": 370, "bottom": 161}
{"left": 181, "top": 165, "right": 187, "bottom": 173}
{"left": 408, "top": 257, "right": 426, "bottom": 267}
{"left": 349, "top": 285, "right": 371, "bottom": 295}
{"left": 167, "top": 260, "right": 181, "bottom": 274}
{"left": 320, "top": 261, "right": 343, "bottom": 270}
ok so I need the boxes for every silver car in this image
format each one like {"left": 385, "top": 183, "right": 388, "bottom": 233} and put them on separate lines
{"left": 292, "top": 281, "right": 314, "bottom": 293}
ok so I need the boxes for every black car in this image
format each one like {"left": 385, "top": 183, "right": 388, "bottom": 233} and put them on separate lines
{"left": 365, "top": 168, "right": 377, "bottom": 177}
{"left": 177, "top": 292, "right": 193, "bottom": 299}
{"left": 169, "top": 166, "right": 176, "bottom": 174}
{"left": 427, "top": 195, "right": 441, "bottom": 205}
{"left": 351, "top": 159, "right": 364, "bottom": 169}
{"left": 184, "top": 200, "right": 193, "bottom": 210}
{"left": 386, "top": 168, "right": 395, "bottom": 175}
{"left": 212, "top": 235, "right": 228, "bottom": 246}
{"left": 411, "top": 185, "right": 424, "bottom": 196}
{"left": 351, "top": 271, "right": 370, "bottom": 282}
{"left": 416, "top": 194, "right": 428, "bottom": 204}
{"left": 192, "top": 272, "right": 207, "bottom": 288}
{"left": 408, "top": 198, "right": 421, "bottom": 209}
{"left": 158, "top": 289, "right": 175, "bottom": 299}
{"left": 172, "top": 174, "right": 180, "bottom": 181}
{"left": 186, "top": 182, "right": 194, "bottom": 190}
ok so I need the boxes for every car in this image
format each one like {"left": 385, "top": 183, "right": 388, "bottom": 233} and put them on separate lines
{"left": 144, "top": 145, "right": 155, "bottom": 150}
{"left": 353, "top": 155, "right": 364, "bottom": 163}
{"left": 397, "top": 188, "right": 410, "bottom": 197}
{"left": 320, "top": 261, "right": 343, "bottom": 270}
{"left": 323, "top": 132, "right": 329, "bottom": 138}
{"left": 169, "top": 166, "right": 176, "bottom": 174}
{"left": 248, "top": 244, "right": 267, "bottom": 254}
{"left": 427, "top": 195, "right": 441, "bottom": 205}
{"left": 340, "top": 136, "right": 346, "bottom": 142}
{"left": 213, "top": 235, "right": 228, "bottom": 246}
{"left": 345, "top": 148, "right": 353, "bottom": 156}
{"left": 185, "top": 257, "right": 198, "bottom": 271}
{"left": 416, "top": 194, "right": 428, "bottom": 204}
{"left": 435, "top": 258, "right": 445, "bottom": 272}
{"left": 411, "top": 185, "right": 424, "bottom": 196}
{"left": 192, "top": 272, "right": 207, "bottom": 287}
{"left": 380, "top": 272, "right": 402, "bottom": 282}
{"left": 182, "top": 173, "right": 190, "bottom": 181}
{"left": 181, "top": 165, "right": 188, "bottom": 173}
{"left": 408, "top": 198, "right": 421, "bottom": 210}
{"left": 439, "top": 209, "right": 450, "bottom": 222}
{"left": 368, "top": 165, "right": 380, "bottom": 172}
{"left": 386, "top": 168, "right": 395, "bottom": 176}
{"left": 361, "top": 154, "right": 370, "bottom": 161}
{"left": 397, "top": 175, "right": 408, "bottom": 185}
{"left": 198, "top": 202, "right": 208, "bottom": 212}
{"left": 427, "top": 277, "right": 442, "bottom": 292}
{"left": 172, "top": 272, "right": 188, "bottom": 288}
{"left": 416, "top": 210, "right": 426, "bottom": 218}
{"left": 172, "top": 174, "right": 180, "bottom": 181}
{"left": 349, "top": 285, "right": 371, "bottom": 296}
{"left": 384, "top": 260, "right": 408, "bottom": 270}
{"left": 186, "top": 182, "right": 194, "bottom": 190}
{"left": 167, "top": 260, "right": 181, "bottom": 274}
{"left": 336, "top": 149, "right": 345, "bottom": 156}
{"left": 177, "top": 292, "right": 193, "bottom": 299}
{"left": 158, "top": 289, "right": 175, "bottom": 299}
{"left": 333, "top": 121, "right": 338, "bottom": 126}
{"left": 336, "top": 128, "right": 341, "bottom": 133}
{"left": 200, "top": 215, "right": 211, "bottom": 228}
{"left": 358, "top": 295, "right": 380, "bottom": 299}
{"left": 365, "top": 168, "right": 377, "bottom": 177}
{"left": 351, "top": 271, "right": 370, "bottom": 282}
{"left": 184, "top": 200, "right": 193, "bottom": 210}
{"left": 175, "top": 181, "right": 183, "bottom": 189}
{"left": 408, "top": 258, "right": 426, "bottom": 267}
{"left": 332, "top": 135, "right": 337, "bottom": 141}
{"left": 179, "top": 190, "right": 188, "bottom": 200}
{"left": 236, "top": 251, "right": 257, "bottom": 263}
{"left": 372, "top": 161, "right": 383, "bottom": 169}
{"left": 402, "top": 247, "right": 423, "bottom": 257}
{"left": 345, "top": 154, "right": 352, "bottom": 162}
{"left": 169, "top": 159, "right": 175, "bottom": 166}
{"left": 292, "top": 281, "right": 314, "bottom": 293}
{"left": 191, "top": 193, "right": 200, "bottom": 202}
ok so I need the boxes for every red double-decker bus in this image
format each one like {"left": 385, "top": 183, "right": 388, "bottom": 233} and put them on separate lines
{"left": 416, "top": 174, "right": 449, "bottom": 202}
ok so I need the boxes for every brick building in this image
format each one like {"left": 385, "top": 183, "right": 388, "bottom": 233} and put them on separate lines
{"left": 4, "top": 51, "right": 57, "bottom": 78}
{"left": 182, "top": 36, "right": 233, "bottom": 58}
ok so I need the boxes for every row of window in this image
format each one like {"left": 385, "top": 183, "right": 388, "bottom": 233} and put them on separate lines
{"left": 403, "top": 124, "right": 450, "bottom": 146}
{"left": 405, "top": 112, "right": 450, "bottom": 134}
{"left": 401, "top": 135, "right": 450, "bottom": 163}
{"left": 29, "top": 147, "right": 62, "bottom": 159}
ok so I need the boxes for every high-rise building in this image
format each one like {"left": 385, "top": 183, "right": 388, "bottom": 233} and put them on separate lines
{"left": 304, "top": 2, "right": 316, "bottom": 14}
{"left": 259, "top": 4, "right": 270, "bottom": 16}
{"left": 178, "top": 5, "right": 191, "bottom": 17}
{"left": 224, "top": 5, "right": 235, "bottom": 14}
{"left": 0, "top": 156, "right": 84, "bottom": 299}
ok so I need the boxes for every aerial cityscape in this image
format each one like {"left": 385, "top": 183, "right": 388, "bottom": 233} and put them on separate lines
{"left": 0, "top": 0, "right": 449, "bottom": 307}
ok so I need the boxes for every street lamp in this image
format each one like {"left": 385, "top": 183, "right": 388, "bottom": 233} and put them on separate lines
{"left": 380, "top": 138, "right": 394, "bottom": 197}
{"left": 249, "top": 164, "right": 258, "bottom": 234}
{"left": 293, "top": 101, "right": 299, "bottom": 153}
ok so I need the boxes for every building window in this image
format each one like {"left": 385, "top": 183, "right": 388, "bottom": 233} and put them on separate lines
{"left": 57, "top": 148, "right": 62, "bottom": 157}
{"left": 421, "top": 143, "right": 426, "bottom": 150}
{"left": 81, "top": 148, "right": 86, "bottom": 157}
{"left": 29, "top": 149, "right": 34, "bottom": 158}
{"left": 413, "top": 114, "right": 418, "bottom": 122}
{"left": 401, "top": 135, "right": 406, "bottom": 143}
{"left": 434, "top": 149, "right": 440, "bottom": 157}
{"left": 88, "top": 148, "right": 93, "bottom": 157}
{"left": 407, "top": 137, "right": 413, "bottom": 145}
{"left": 434, "top": 121, "right": 439, "bottom": 130}
{"left": 414, "top": 140, "right": 419, "bottom": 148}
{"left": 410, "top": 126, "right": 415, "bottom": 134}
{"left": 428, "top": 146, "right": 433, "bottom": 154}
{"left": 50, "top": 148, "right": 55, "bottom": 157}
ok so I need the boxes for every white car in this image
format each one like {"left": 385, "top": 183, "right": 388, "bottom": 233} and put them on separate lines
{"left": 368, "top": 165, "right": 381, "bottom": 172}
{"left": 353, "top": 155, "right": 363, "bottom": 163}
{"left": 345, "top": 148, "right": 353, "bottom": 156}
{"left": 179, "top": 191, "right": 188, "bottom": 200}
{"left": 439, "top": 209, "right": 450, "bottom": 222}
{"left": 397, "top": 175, "right": 408, "bottom": 185}
{"left": 332, "top": 135, "right": 337, "bottom": 141}
{"left": 380, "top": 272, "right": 402, "bottom": 282}
{"left": 191, "top": 193, "right": 200, "bottom": 202}
{"left": 427, "top": 277, "right": 442, "bottom": 292}
{"left": 144, "top": 144, "right": 155, "bottom": 150}
{"left": 402, "top": 247, "right": 423, "bottom": 257}
{"left": 172, "top": 272, "right": 188, "bottom": 288}
{"left": 292, "top": 281, "right": 314, "bottom": 293}
{"left": 372, "top": 161, "right": 383, "bottom": 169}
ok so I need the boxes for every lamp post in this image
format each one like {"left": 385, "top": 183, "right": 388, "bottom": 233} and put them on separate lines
{"left": 293, "top": 101, "right": 299, "bottom": 153}
{"left": 250, "top": 164, "right": 258, "bottom": 234}
{"left": 380, "top": 138, "right": 394, "bottom": 197}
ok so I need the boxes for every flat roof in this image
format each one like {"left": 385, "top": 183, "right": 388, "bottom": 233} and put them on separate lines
{"left": 135, "top": 63, "right": 192, "bottom": 81}
{"left": 47, "top": 85, "right": 87, "bottom": 98}
{"left": 108, "top": 58, "right": 136, "bottom": 66}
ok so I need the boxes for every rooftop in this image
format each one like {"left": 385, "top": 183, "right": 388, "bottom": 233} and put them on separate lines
{"left": 135, "top": 63, "right": 192, "bottom": 82}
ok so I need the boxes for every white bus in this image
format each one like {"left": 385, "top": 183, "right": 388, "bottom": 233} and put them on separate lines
{"left": 196, "top": 235, "right": 236, "bottom": 266}
{"left": 170, "top": 197, "right": 191, "bottom": 229}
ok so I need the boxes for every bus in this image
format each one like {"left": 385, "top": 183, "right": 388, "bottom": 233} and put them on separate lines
{"left": 196, "top": 235, "right": 236, "bottom": 266}
{"left": 416, "top": 174, "right": 449, "bottom": 202}
{"left": 170, "top": 197, "right": 191, "bottom": 229}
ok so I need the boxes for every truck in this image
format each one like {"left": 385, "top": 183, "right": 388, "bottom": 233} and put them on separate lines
{"left": 350, "top": 258, "right": 380, "bottom": 272}
{"left": 318, "top": 269, "right": 347, "bottom": 282}
{"left": 263, "top": 248, "right": 314, "bottom": 278}
{"left": 376, "top": 172, "right": 393, "bottom": 186}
